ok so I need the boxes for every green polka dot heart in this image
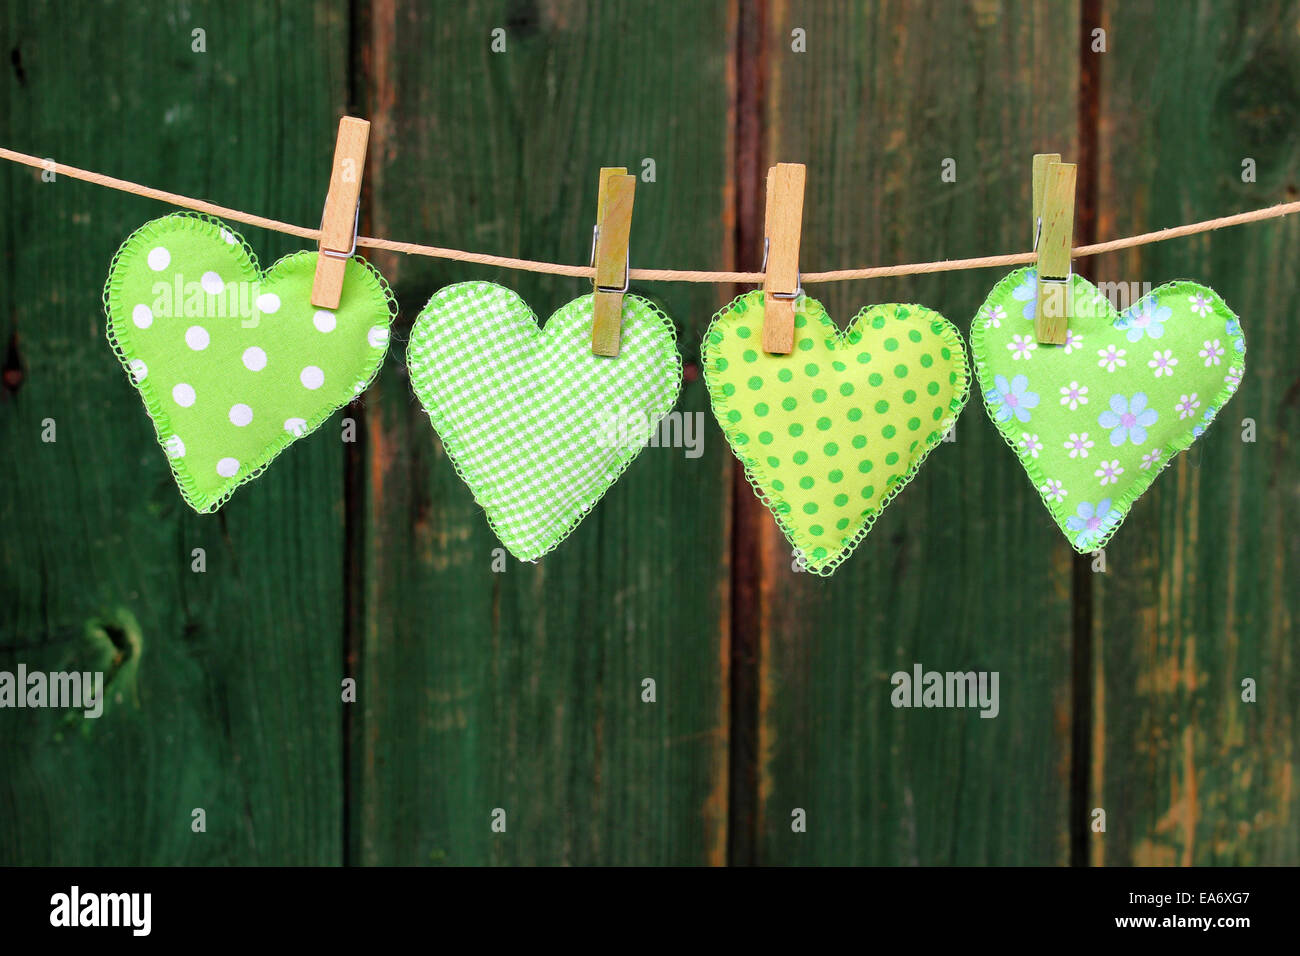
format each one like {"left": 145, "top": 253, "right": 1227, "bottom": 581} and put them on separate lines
{"left": 703, "top": 291, "right": 970, "bottom": 575}
{"left": 971, "top": 268, "right": 1245, "bottom": 552}
{"left": 105, "top": 213, "right": 396, "bottom": 512}
{"left": 407, "top": 281, "right": 682, "bottom": 563}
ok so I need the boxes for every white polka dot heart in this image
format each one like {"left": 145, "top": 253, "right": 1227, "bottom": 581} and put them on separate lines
{"left": 106, "top": 213, "right": 397, "bottom": 513}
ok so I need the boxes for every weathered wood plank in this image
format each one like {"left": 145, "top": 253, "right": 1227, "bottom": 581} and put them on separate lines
{"left": 354, "top": 0, "right": 732, "bottom": 864}
{"left": 1091, "top": 0, "right": 1300, "bottom": 865}
{"left": 756, "top": 0, "right": 1079, "bottom": 864}
{"left": 0, "top": 0, "right": 350, "bottom": 864}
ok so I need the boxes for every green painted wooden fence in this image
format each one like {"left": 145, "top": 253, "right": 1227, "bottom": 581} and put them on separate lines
{"left": 1, "top": 0, "right": 1296, "bottom": 866}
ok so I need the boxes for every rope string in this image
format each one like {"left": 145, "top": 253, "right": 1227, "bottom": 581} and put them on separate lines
{"left": 3, "top": 145, "right": 1298, "bottom": 284}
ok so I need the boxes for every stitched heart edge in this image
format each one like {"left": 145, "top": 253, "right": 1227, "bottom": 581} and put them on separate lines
{"left": 970, "top": 268, "right": 1246, "bottom": 553}
{"left": 408, "top": 281, "right": 683, "bottom": 563}
{"left": 703, "top": 291, "right": 971, "bottom": 576}
{"left": 103, "top": 212, "right": 398, "bottom": 514}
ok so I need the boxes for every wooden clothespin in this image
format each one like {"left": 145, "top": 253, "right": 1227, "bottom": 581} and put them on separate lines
{"left": 311, "top": 116, "right": 371, "bottom": 310}
{"left": 590, "top": 167, "right": 636, "bottom": 356}
{"left": 761, "top": 163, "right": 806, "bottom": 354}
{"left": 1033, "top": 153, "right": 1076, "bottom": 345}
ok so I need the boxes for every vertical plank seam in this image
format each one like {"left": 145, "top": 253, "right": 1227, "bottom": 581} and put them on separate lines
{"left": 1070, "top": 0, "right": 1103, "bottom": 869}
{"left": 726, "top": 0, "right": 768, "bottom": 868}
{"left": 340, "top": 0, "right": 371, "bottom": 870}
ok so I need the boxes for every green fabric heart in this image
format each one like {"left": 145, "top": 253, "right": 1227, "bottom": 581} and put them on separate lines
{"left": 971, "top": 268, "right": 1245, "bottom": 552}
{"left": 407, "top": 281, "right": 682, "bottom": 562}
{"left": 703, "top": 292, "right": 970, "bottom": 575}
{"left": 104, "top": 213, "right": 396, "bottom": 512}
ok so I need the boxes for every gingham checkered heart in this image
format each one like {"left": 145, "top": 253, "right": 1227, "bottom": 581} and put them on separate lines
{"left": 407, "top": 281, "right": 683, "bottom": 561}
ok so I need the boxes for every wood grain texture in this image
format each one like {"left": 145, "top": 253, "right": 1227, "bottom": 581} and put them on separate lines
{"left": 352, "top": 0, "right": 732, "bottom": 865}
{"left": 0, "top": 0, "right": 351, "bottom": 864}
{"left": 0, "top": 0, "right": 1295, "bottom": 869}
{"left": 1090, "top": 0, "right": 1300, "bottom": 865}
{"left": 755, "top": 0, "right": 1079, "bottom": 864}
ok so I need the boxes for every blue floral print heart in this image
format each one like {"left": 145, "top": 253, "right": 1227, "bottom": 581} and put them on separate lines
{"left": 971, "top": 268, "right": 1245, "bottom": 552}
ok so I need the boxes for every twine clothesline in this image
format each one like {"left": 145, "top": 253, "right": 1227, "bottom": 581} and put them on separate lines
{"left": 3, "top": 145, "right": 1298, "bottom": 284}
